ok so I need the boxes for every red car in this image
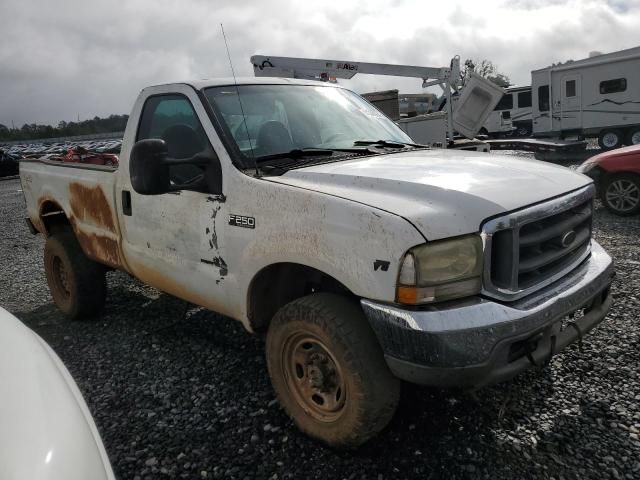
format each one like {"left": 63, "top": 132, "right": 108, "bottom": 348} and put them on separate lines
{"left": 55, "top": 147, "right": 119, "bottom": 167}
{"left": 578, "top": 144, "right": 640, "bottom": 215}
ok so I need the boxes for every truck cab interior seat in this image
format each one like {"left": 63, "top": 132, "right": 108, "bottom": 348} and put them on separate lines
{"left": 256, "top": 121, "right": 294, "bottom": 154}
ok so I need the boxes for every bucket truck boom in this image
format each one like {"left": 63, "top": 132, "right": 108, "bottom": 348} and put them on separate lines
{"left": 250, "top": 55, "right": 505, "bottom": 144}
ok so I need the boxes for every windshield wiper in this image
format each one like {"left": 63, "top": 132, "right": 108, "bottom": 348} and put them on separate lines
{"left": 255, "top": 147, "right": 373, "bottom": 164}
{"left": 353, "top": 139, "right": 425, "bottom": 148}
{"left": 255, "top": 148, "right": 335, "bottom": 163}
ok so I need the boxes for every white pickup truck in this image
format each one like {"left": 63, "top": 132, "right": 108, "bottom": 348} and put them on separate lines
{"left": 20, "top": 78, "right": 614, "bottom": 447}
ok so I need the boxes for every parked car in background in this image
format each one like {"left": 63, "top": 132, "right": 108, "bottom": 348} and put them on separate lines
{"left": 54, "top": 146, "right": 119, "bottom": 167}
{"left": 578, "top": 144, "right": 640, "bottom": 215}
{"left": 0, "top": 307, "right": 115, "bottom": 480}
{"left": 0, "top": 149, "right": 20, "bottom": 177}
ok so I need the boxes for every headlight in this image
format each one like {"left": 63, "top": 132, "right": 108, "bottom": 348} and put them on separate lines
{"left": 396, "top": 235, "right": 483, "bottom": 305}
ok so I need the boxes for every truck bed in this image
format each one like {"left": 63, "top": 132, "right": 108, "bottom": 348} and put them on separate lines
{"left": 20, "top": 158, "right": 125, "bottom": 270}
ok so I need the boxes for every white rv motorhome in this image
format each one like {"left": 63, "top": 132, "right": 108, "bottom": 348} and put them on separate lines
{"left": 531, "top": 46, "right": 640, "bottom": 149}
{"left": 481, "top": 86, "right": 532, "bottom": 137}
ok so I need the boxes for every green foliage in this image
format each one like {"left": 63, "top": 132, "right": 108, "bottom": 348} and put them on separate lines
{"left": 462, "top": 59, "right": 512, "bottom": 88}
{"left": 0, "top": 114, "right": 128, "bottom": 141}
{"left": 487, "top": 73, "right": 511, "bottom": 88}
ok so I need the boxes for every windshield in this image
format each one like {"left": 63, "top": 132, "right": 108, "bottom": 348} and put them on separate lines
{"left": 203, "top": 84, "right": 413, "bottom": 162}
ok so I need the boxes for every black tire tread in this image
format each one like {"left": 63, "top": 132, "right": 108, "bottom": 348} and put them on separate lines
{"left": 44, "top": 229, "right": 107, "bottom": 320}
{"left": 266, "top": 293, "right": 400, "bottom": 448}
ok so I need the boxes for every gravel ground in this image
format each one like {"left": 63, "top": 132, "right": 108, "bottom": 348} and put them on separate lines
{"left": 1, "top": 164, "right": 639, "bottom": 480}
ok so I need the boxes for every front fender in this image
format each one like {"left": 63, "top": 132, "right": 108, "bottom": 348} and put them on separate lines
{"left": 232, "top": 181, "right": 426, "bottom": 323}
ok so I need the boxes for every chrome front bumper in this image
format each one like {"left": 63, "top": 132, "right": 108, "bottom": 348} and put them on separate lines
{"left": 361, "top": 241, "right": 614, "bottom": 388}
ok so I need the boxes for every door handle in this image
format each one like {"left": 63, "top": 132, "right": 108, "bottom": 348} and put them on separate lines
{"left": 122, "top": 190, "right": 132, "bottom": 216}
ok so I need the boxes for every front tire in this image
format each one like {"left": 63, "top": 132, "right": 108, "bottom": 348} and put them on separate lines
{"left": 44, "top": 229, "right": 107, "bottom": 320}
{"left": 266, "top": 293, "right": 400, "bottom": 448}
{"left": 601, "top": 173, "right": 640, "bottom": 216}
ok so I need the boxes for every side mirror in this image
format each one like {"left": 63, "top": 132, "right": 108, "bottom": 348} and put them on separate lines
{"left": 130, "top": 139, "right": 170, "bottom": 195}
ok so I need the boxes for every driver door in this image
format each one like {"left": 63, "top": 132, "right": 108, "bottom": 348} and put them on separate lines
{"left": 118, "top": 87, "right": 230, "bottom": 313}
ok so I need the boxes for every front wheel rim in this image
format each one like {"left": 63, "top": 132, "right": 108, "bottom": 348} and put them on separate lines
{"left": 602, "top": 132, "right": 619, "bottom": 148}
{"left": 606, "top": 179, "right": 640, "bottom": 211}
{"left": 282, "top": 332, "right": 347, "bottom": 422}
{"left": 631, "top": 131, "right": 640, "bottom": 145}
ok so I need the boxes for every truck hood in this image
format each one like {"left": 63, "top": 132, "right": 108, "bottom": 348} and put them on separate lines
{"left": 268, "top": 149, "right": 591, "bottom": 240}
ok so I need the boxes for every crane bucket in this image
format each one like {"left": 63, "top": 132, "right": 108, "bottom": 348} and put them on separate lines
{"left": 452, "top": 73, "right": 506, "bottom": 138}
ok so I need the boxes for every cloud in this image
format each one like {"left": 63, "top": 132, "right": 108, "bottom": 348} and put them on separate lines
{"left": 0, "top": 0, "right": 638, "bottom": 126}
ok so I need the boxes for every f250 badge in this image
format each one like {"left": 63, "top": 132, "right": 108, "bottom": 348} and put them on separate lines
{"left": 228, "top": 214, "right": 255, "bottom": 229}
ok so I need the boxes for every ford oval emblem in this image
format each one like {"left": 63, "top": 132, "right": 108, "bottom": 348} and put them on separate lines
{"left": 561, "top": 230, "right": 576, "bottom": 248}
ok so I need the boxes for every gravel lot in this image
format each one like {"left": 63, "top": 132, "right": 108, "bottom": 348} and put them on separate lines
{"left": 1, "top": 163, "right": 639, "bottom": 480}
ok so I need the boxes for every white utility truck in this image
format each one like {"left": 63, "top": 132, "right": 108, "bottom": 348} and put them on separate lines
{"left": 532, "top": 46, "right": 640, "bottom": 149}
{"left": 20, "top": 77, "right": 614, "bottom": 447}
{"left": 251, "top": 55, "right": 505, "bottom": 149}
{"left": 481, "top": 86, "right": 532, "bottom": 137}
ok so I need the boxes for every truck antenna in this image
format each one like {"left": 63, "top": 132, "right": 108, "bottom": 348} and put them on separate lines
{"left": 220, "top": 23, "right": 259, "bottom": 177}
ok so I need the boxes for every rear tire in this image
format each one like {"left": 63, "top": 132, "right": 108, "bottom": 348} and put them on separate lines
{"left": 598, "top": 129, "right": 623, "bottom": 150}
{"left": 601, "top": 173, "right": 640, "bottom": 216}
{"left": 266, "top": 293, "right": 400, "bottom": 448}
{"left": 626, "top": 127, "right": 640, "bottom": 146}
{"left": 44, "top": 229, "right": 107, "bottom": 320}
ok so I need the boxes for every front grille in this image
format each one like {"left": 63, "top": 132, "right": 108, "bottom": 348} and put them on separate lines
{"left": 482, "top": 186, "right": 594, "bottom": 300}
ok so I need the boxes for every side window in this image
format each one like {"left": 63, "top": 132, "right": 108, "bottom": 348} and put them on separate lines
{"left": 494, "top": 93, "right": 513, "bottom": 111}
{"left": 538, "top": 85, "right": 550, "bottom": 111}
{"left": 565, "top": 80, "right": 576, "bottom": 97}
{"left": 137, "top": 95, "right": 213, "bottom": 189}
{"left": 518, "top": 91, "right": 532, "bottom": 108}
{"left": 600, "top": 78, "right": 626, "bottom": 94}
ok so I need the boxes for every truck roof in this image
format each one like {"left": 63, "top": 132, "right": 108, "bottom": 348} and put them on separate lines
{"left": 145, "top": 77, "right": 343, "bottom": 91}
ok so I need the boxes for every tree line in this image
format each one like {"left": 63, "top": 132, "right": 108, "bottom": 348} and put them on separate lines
{"left": 0, "top": 114, "right": 128, "bottom": 142}
{"left": 462, "top": 59, "right": 511, "bottom": 88}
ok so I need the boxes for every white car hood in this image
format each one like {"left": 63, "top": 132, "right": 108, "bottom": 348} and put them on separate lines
{"left": 0, "top": 307, "right": 115, "bottom": 480}
{"left": 268, "top": 149, "right": 591, "bottom": 240}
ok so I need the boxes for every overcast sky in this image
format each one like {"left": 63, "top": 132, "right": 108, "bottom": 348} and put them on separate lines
{"left": 1, "top": 0, "right": 639, "bottom": 127}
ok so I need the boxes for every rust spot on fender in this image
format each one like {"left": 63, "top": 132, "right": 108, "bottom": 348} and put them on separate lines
{"left": 74, "top": 227, "right": 121, "bottom": 268}
{"left": 68, "top": 183, "right": 116, "bottom": 232}
{"left": 36, "top": 196, "right": 62, "bottom": 235}
{"left": 69, "top": 217, "right": 122, "bottom": 269}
